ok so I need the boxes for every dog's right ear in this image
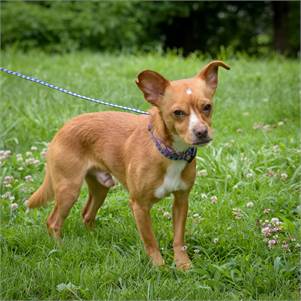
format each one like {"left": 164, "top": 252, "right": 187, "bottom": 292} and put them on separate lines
{"left": 135, "top": 70, "right": 170, "bottom": 106}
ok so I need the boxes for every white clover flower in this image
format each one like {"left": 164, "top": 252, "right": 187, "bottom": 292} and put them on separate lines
{"left": 30, "top": 146, "right": 38, "bottom": 151}
{"left": 3, "top": 175, "right": 14, "bottom": 185}
{"left": 10, "top": 203, "right": 18, "bottom": 210}
{"left": 268, "top": 239, "right": 277, "bottom": 248}
{"left": 240, "top": 154, "right": 246, "bottom": 161}
{"left": 253, "top": 123, "right": 263, "bottom": 130}
{"left": 280, "top": 173, "right": 288, "bottom": 180}
{"left": 33, "top": 159, "right": 40, "bottom": 165}
{"left": 40, "top": 148, "right": 48, "bottom": 158}
{"left": 271, "top": 227, "right": 281, "bottom": 233}
{"left": 25, "top": 158, "right": 35, "bottom": 165}
{"left": 16, "top": 154, "right": 23, "bottom": 161}
{"left": 263, "top": 208, "right": 271, "bottom": 214}
{"left": 233, "top": 184, "right": 239, "bottom": 189}
{"left": 163, "top": 211, "right": 171, "bottom": 220}
{"left": 0, "top": 150, "right": 12, "bottom": 161}
{"left": 271, "top": 217, "right": 279, "bottom": 224}
{"left": 0, "top": 150, "right": 11, "bottom": 162}
{"left": 197, "top": 169, "right": 208, "bottom": 177}
{"left": 266, "top": 170, "right": 276, "bottom": 177}
{"left": 232, "top": 208, "right": 243, "bottom": 220}
{"left": 20, "top": 187, "right": 27, "bottom": 193}
{"left": 262, "top": 226, "right": 272, "bottom": 237}
{"left": 1, "top": 191, "right": 13, "bottom": 199}
{"left": 210, "top": 195, "right": 218, "bottom": 204}
{"left": 213, "top": 238, "right": 219, "bottom": 244}
{"left": 263, "top": 124, "right": 271, "bottom": 131}
{"left": 246, "top": 201, "right": 254, "bottom": 208}
{"left": 24, "top": 175, "right": 33, "bottom": 182}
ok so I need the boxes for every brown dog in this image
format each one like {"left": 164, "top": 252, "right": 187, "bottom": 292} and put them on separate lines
{"left": 27, "top": 61, "right": 229, "bottom": 269}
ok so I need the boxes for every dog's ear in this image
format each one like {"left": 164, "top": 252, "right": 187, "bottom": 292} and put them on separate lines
{"left": 198, "top": 60, "right": 230, "bottom": 90}
{"left": 136, "top": 70, "right": 170, "bottom": 106}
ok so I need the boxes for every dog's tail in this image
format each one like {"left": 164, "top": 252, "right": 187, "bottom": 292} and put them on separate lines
{"left": 26, "top": 168, "right": 54, "bottom": 208}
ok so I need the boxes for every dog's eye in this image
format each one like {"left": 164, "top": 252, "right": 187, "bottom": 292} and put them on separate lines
{"left": 203, "top": 104, "right": 212, "bottom": 114}
{"left": 174, "top": 110, "right": 186, "bottom": 117}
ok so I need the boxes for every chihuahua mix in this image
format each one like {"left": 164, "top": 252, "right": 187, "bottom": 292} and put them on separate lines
{"left": 27, "top": 61, "right": 229, "bottom": 270}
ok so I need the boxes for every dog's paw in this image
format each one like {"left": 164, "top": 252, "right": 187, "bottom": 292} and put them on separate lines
{"left": 174, "top": 251, "right": 192, "bottom": 271}
{"left": 149, "top": 252, "right": 165, "bottom": 267}
{"left": 83, "top": 215, "right": 96, "bottom": 229}
{"left": 176, "top": 260, "right": 192, "bottom": 271}
{"left": 152, "top": 258, "right": 165, "bottom": 267}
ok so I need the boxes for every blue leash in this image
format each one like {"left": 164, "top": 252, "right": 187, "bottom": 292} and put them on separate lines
{"left": 0, "top": 67, "right": 149, "bottom": 115}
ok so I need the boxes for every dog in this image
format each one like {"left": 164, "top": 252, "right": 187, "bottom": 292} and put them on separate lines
{"left": 27, "top": 60, "right": 229, "bottom": 270}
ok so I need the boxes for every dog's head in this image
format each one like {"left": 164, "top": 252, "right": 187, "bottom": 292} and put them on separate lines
{"left": 136, "top": 61, "right": 230, "bottom": 147}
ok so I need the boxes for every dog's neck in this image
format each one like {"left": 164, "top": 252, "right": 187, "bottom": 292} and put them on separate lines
{"left": 149, "top": 107, "right": 190, "bottom": 152}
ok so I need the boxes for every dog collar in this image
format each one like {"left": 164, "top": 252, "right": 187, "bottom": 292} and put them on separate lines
{"left": 148, "top": 124, "right": 197, "bottom": 163}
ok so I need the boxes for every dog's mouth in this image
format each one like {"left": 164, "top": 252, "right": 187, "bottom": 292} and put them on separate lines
{"left": 192, "top": 138, "right": 212, "bottom": 146}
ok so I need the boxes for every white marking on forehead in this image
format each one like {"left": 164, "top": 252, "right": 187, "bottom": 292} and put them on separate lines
{"left": 189, "top": 109, "right": 200, "bottom": 132}
{"left": 186, "top": 88, "right": 193, "bottom": 95}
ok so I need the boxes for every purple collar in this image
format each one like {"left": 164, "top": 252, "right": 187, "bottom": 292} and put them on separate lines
{"left": 148, "top": 124, "right": 197, "bottom": 163}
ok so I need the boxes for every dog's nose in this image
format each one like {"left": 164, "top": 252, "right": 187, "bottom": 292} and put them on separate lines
{"left": 193, "top": 126, "right": 208, "bottom": 139}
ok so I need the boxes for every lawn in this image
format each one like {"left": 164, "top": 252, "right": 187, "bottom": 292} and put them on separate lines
{"left": 0, "top": 50, "right": 300, "bottom": 300}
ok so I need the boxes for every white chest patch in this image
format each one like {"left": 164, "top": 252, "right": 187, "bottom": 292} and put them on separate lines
{"left": 154, "top": 161, "right": 187, "bottom": 199}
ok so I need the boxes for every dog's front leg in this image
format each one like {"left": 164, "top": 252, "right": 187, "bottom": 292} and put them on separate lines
{"left": 172, "top": 191, "right": 192, "bottom": 270}
{"left": 130, "top": 199, "right": 165, "bottom": 266}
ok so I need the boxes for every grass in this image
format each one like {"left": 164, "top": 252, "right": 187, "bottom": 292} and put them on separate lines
{"left": 0, "top": 50, "right": 300, "bottom": 300}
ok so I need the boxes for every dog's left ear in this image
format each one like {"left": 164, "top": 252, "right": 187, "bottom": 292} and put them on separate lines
{"left": 198, "top": 60, "right": 230, "bottom": 90}
{"left": 135, "top": 70, "right": 170, "bottom": 106}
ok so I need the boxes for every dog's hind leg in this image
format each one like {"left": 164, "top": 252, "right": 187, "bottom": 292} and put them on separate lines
{"left": 47, "top": 178, "right": 84, "bottom": 239}
{"left": 82, "top": 174, "right": 109, "bottom": 228}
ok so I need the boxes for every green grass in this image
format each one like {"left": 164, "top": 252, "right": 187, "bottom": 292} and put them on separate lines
{"left": 0, "top": 50, "right": 300, "bottom": 300}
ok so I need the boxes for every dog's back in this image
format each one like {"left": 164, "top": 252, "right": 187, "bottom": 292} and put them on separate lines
{"left": 27, "top": 111, "right": 147, "bottom": 209}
